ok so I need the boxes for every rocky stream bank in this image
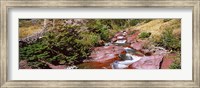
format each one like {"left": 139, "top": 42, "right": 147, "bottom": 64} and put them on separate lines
{"left": 78, "top": 30, "right": 174, "bottom": 69}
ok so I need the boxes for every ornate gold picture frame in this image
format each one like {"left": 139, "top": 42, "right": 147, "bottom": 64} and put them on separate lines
{"left": 0, "top": 0, "right": 199, "bottom": 87}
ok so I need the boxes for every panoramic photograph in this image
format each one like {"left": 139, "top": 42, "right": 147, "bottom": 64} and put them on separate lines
{"left": 19, "top": 19, "right": 181, "bottom": 69}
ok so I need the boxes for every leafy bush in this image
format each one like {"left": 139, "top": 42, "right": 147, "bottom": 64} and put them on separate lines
{"left": 19, "top": 41, "right": 50, "bottom": 68}
{"left": 19, "top": 24, "right": 99, "bottom": 68}
{"left": 86, "top": 20, "right": 112, "bottom": 41}
{"left": 169, "top": 61, "right": 181, "bottom": 69}
{"left": 169, "top": 52, "right": 181, "bottom": 69}
{"left": 139, "top": 32, "right": 151, "bottom": 39}
{"left": 129, "top": 19, "right": 142, "bottom": 26}
{"left": 158, "top": 28, "right": 181, "bottom": 51}
{"left": 75, "top": 32, "right": 101, "bottom": 47}
{"left": 169, "top": 54, "right": 181, "bottom": 69}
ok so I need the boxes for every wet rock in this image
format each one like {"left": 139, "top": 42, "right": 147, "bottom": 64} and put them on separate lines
{"left": 124, "top": 47, "right": 136, "bottom": 54}
{"left": 111, "top": 37, "right": 117, "bottom": 43}
{"left": 115, "top": 40, "right": 127, "bottom": 45}
{"left": 119, "top": 53, "right": 133, "bottom": 60}
{"left": 111, "top": 61, "right": 129, "bottom": 69}
{"left": 130, "top": 41, "right": 144, "bottom": 50}
{"left": 80, "top": 57, "right": 120, "bottom": 69}
{"left": 160, "top": 54, "right": 176, "bottom": 69}
{"left": 104, "top": 42, "right": 112, "bottom": 46}
{"left": 88, "top": 45, "right": 124, "bottom": 63}
{"left": 152, "top": 47, "right": 168, "bottom": 55}
{"left": 127, "top": 31, "right": 140, "bottom": 43}
{"left": 112, "top": 55, "right": 142, "bottom": 69}
{"left": 141, "top": 46, "right": 167, "bottom": 56}
{"left": 141, "top": 49, "right": 151, "bottom": 55}
{"left": 129, "top": 55, "right": 163, "bottom": 69}
{"left": 111, "top": 31, "right": 127, "bottom": 44}
{"left": 122, "top": 31, "right": 127, "bottom": 36}
{"left": 93, "top": 54, "right": 116, "bottom": 62}
{"left": 161, "top": 58, "right": 174, "bottom": 69}
{"left": 117, "top": 36, "right": 126, "bottom": 40}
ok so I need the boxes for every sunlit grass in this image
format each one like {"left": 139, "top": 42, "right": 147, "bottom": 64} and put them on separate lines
{"left": 129, "top": 19, "right": 181, "bottom": 42}
{"left": 19, "top": 25, "right": 42, "bottom": 38}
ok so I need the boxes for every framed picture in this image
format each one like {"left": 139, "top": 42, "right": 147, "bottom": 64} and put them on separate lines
{"left": 1, "top": 0, "right": 199, "bottom": 88}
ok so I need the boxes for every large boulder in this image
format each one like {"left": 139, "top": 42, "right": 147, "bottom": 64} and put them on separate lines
{"left": 129, "top": 55, "right": 163, "bottom": 69}
{"left": 111, "top": 37, "right": 117, "bottom": 43}
{"left": 160, "top": 53, "right": 176, "bottom": 69}
{"left": 127, "top": 31, "right": 140, "bottom": 43}
{"left": 130, "top": 41, "right": 144, "bottom": 50}
{"left": 88, "top": 45, "right": 124, "bottom": 63}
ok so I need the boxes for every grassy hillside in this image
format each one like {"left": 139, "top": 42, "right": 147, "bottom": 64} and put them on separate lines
{"left": 19, "top": 20, "right": 43, "bottom": 38}
{"left": 130, "top": 19, "right": 181, "bottom": 43}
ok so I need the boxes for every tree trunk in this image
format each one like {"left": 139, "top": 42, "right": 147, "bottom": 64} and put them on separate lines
{"left": 44, "top": 19, "right": 47, "bottom": 28}
{"left": 53, "top": 19, "right": 55, "bottom": 29}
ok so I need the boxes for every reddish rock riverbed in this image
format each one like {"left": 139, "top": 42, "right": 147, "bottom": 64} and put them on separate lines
{"left": 78, "top": 30, "right": 174, "bottom": 69}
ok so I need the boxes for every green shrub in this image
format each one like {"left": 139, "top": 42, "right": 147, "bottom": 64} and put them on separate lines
{"left": 19, "top": 24, "right": 99, "bottom": 68}
{"left": 169, "top": 51, "right": 181, "bottom": 69}
{"left": 169, "top": 56, "right": 181, "bottom": 69}
{"left": 86, "top": 20, "right": 111, "bottom": 41}
{"left": 169, "top": 61, "right": 181, "bottom": 69}
{"left": 159, "top": 28, "right": 181, "bottom": 51}
{"left": 129, "top": 19, "right": 142, "bottom": 26}
{"left": 19, "top": 41, "right": 50, "bottom": 68}
{"left": 139, "top": 32, "right": 151, "bottom": 39}
{"left": 75, "top": 32, "right": 100, "bottom": 46}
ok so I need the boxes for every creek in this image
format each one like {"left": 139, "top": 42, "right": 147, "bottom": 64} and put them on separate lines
{"left": 77, "top": 31, "right": 144, "bottom": 69}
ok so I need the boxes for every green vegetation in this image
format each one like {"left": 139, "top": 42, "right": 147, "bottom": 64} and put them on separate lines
{"left": 139, "top": 32, "right": 151, "bottom": 39}
{"left": 20, "top": 24, "right": 98, "bottom": 68}
{"left": 19, "top": 41, "right": 50, "bottom": 68}
{"left": 132, "top": 19, "right": 181, "bottom": 69}
{"left": 169, "top": 60, "right": 181, "bottom": 69}
{"left": 158, "top": 28, "right": 181, "bottom": 51}
{"left": 19, "top": 19, "right": 181, "bottom": 69}
{"left": 169, "top": 52, "right": 181, "bottom": 69}
{"left": 20, "top": 19, "right": 149, "bottom": 68}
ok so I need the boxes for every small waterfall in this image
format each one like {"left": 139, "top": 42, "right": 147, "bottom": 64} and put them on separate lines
{"left": 111, "top": 47, "right": 142, "bottom": 69}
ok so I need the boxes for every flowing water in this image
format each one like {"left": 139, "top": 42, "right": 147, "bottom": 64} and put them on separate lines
{"left": 77, "top": 31, "right": 144, "bottom": 69}
{"left": 74, "top": 30, "right": 172, "bottom": 69}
